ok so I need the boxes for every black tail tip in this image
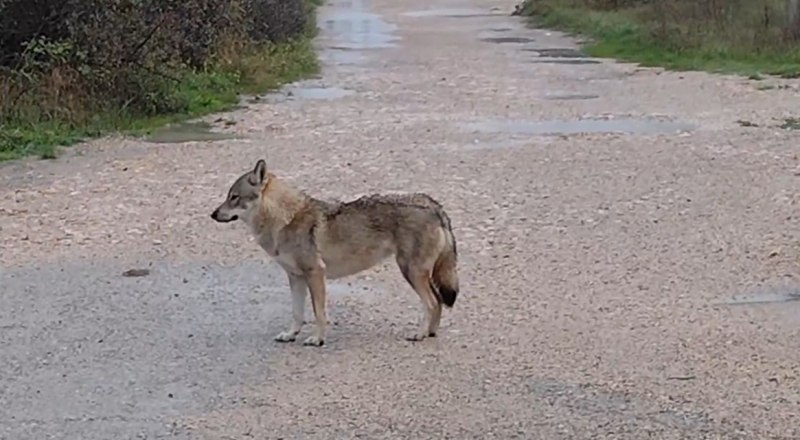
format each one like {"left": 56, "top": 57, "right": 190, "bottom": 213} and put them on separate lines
{"left": 439, "top": 286, "right": 458, "bottom": 308}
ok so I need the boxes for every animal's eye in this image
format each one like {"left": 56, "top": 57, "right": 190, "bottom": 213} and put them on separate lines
{"left": 230, "top": 195, "right": 239, "bottom": 202}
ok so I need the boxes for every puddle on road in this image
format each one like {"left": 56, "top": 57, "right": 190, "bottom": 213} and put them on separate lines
{"left": 282, "top": 85, "right": 354, "bottom": 100}
{"left": 461, "top": 118, "right": 695, "bottom": 136}
{"left": 262, "top": 83, "right": 354, "bottom": 102}
{"left": 143, "top": 121, "right": 238, "bottom": 144}
{"left": 481, "top": 36, "right": 535, "bottom": 44}
{"left": 322, "top": 46, "right": 369, "bottom": 65}
{"left": 522, "top": 47, "right": 599, "bottom": 64}
{"left": 525, "top": 48, "right": 588, "bottom": 58}
{"left": 724, "top": 287, "right": 800, "bottom": 306}
{"left": 322, "top": 0, "right": 400, "bottom": 50}
{"left": 542, "top": 92, "right": 600, "bottom": 101}
{"left": 529, "top": 59, "right": 601, "bottom": 65}
{"left": 401, "top": 8, "right": 499, "bottom": 18}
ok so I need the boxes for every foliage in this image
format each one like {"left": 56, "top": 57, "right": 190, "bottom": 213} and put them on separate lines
{"left": 0, "top": 0, "right": 318, "bottom": 160}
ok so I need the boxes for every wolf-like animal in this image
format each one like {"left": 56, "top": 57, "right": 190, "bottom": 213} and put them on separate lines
{"left": 210, "top": 159, "right": 460, "bottom": 346}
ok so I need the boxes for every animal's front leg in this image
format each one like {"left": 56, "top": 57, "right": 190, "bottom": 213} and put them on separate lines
{"left": 274, "top": 273, "right": 308, "bottom": 343}
{"left": 303, "top": 266, "right": 327, "bottom": 347}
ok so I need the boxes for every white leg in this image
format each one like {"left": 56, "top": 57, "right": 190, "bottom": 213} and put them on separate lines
{"left": 303, "top": 268, "right": 327, "bottom": 347}
{"left": 408, "top": 301, "right": 432, "bottom": 341}
{"left": 274, "top": 274, "right": 307, "bottom": 343}
{"left": 405, "top": 273, "right": 437, "bottom": 342}
{"left": 428, "top": 303, "right": 442, "bottom": 337}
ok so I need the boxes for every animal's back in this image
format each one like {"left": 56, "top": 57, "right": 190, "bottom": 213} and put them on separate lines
{"left": 328, "top": 192, "right": 446, "bottom": 234}
{"left": 313, "top": 193, "right": 450, "bottom": 279}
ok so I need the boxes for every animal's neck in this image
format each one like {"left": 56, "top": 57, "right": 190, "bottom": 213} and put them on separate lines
{"left": 253, "top": 174, "right": 307, "bottom": 230}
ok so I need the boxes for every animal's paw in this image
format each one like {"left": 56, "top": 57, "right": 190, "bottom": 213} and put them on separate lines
{"left": 274, "top": 331, "right": 298, "bottom": 343}
{"left": 302, "top": 335, "right": 325, "bottom": 347}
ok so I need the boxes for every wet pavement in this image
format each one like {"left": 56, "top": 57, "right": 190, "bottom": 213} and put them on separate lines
{"left": 268, "top": 84, "right": 355, "bottom": 102}
{"left": 541, "top": 92, "right": 600, "bottom": 101}
{"left": 723, "top": 285, "right": 800, "bottom": 306}
{"left": 3, "top": 0, "right": 800, "bottom": 438}
{"left": 143, "top": 122, "right": 239, "bottom": 144}
{"left": 320, "top": 0, "right": 400, "bottom": 50}
{"left": 528, "top": 48, "right": 588, "bottom": 57}
{"left": 400, "top": 8, "right": 501, "bottom": 18}
{"left": 460, "top": 117, "right": 695, "bottom": 136}
{"left": 528, "top": 58, "right": 601, "bottom": 64}
{"left": 480, "top": 36, "right": 535, "bottom": 44}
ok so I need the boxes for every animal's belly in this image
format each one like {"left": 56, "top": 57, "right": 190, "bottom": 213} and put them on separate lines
{"left": 322, "top": 243, "right": 395, "bottom": 279}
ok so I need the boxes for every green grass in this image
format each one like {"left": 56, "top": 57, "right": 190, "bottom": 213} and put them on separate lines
{"left": 520, "top": 1, "right": 800, "bottom": 78}
{"left": 781, "top": 117, "right": 800, "bottom": 130}
{"left": 0, "top": 34, "right": 319, "bottom": 162}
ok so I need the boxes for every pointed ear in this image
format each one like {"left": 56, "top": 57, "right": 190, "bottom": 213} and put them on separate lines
{"left": 250, "top": 159, "right": 267, "bottom": 185}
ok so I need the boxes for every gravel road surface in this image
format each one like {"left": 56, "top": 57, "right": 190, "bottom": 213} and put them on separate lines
{"left": 3, "top": 0, "right": 800, "bottom": 438}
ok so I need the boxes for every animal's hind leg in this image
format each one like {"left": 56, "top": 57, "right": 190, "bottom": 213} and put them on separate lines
{"left": 428, "top": 300, "right": 442, "bottom": 337}
{"left": 397, "top": 257, "right": 438, "bottom": 341}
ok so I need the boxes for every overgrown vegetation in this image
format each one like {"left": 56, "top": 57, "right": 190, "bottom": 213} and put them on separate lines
{"left": 518, "top": 0, "right": 800, "bottom": 77}
{"left": 0, "top": 0, "right": 321, "bottom": 161}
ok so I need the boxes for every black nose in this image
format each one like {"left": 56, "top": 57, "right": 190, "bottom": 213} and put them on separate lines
{"left": 210, "top": 209, "right": 219, "bottom": 220}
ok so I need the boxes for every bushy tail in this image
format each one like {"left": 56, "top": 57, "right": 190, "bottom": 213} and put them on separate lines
{"left": 431, "top": 210, "right": 459, "bottom": 308}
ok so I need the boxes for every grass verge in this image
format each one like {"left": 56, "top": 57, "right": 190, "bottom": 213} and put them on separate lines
{"left": 519, "top": 1, "right": 800, "bottom": 79}
{"left": 0, "top": 18, "right": 320, "bottom": 162}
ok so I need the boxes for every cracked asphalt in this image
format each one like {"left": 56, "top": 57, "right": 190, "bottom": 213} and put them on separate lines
{"left": 3, "top": 0, "right": 800, "bottom": 438}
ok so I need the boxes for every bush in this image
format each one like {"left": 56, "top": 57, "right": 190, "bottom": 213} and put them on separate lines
{"left": 247, "top": 0, "right": 311, "bottom": 43}
{"left": 0, "top": 0, "right": 315, "bottom": 159}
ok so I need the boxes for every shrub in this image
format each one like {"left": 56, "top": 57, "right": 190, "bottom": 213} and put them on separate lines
{"left": 247, "top": 0, "right": 310, "bottom": 43}
{"left": 0, "top": 0, "right": 313, "bottom": 128}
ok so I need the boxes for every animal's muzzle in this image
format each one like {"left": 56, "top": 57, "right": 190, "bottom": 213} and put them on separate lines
{"left": 210, "top": 209, "right": 237, "bottom": 223}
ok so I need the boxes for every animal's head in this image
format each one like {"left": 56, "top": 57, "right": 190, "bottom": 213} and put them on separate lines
{"left": 210, "top": 159, "right": 269, "bottom": 224}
